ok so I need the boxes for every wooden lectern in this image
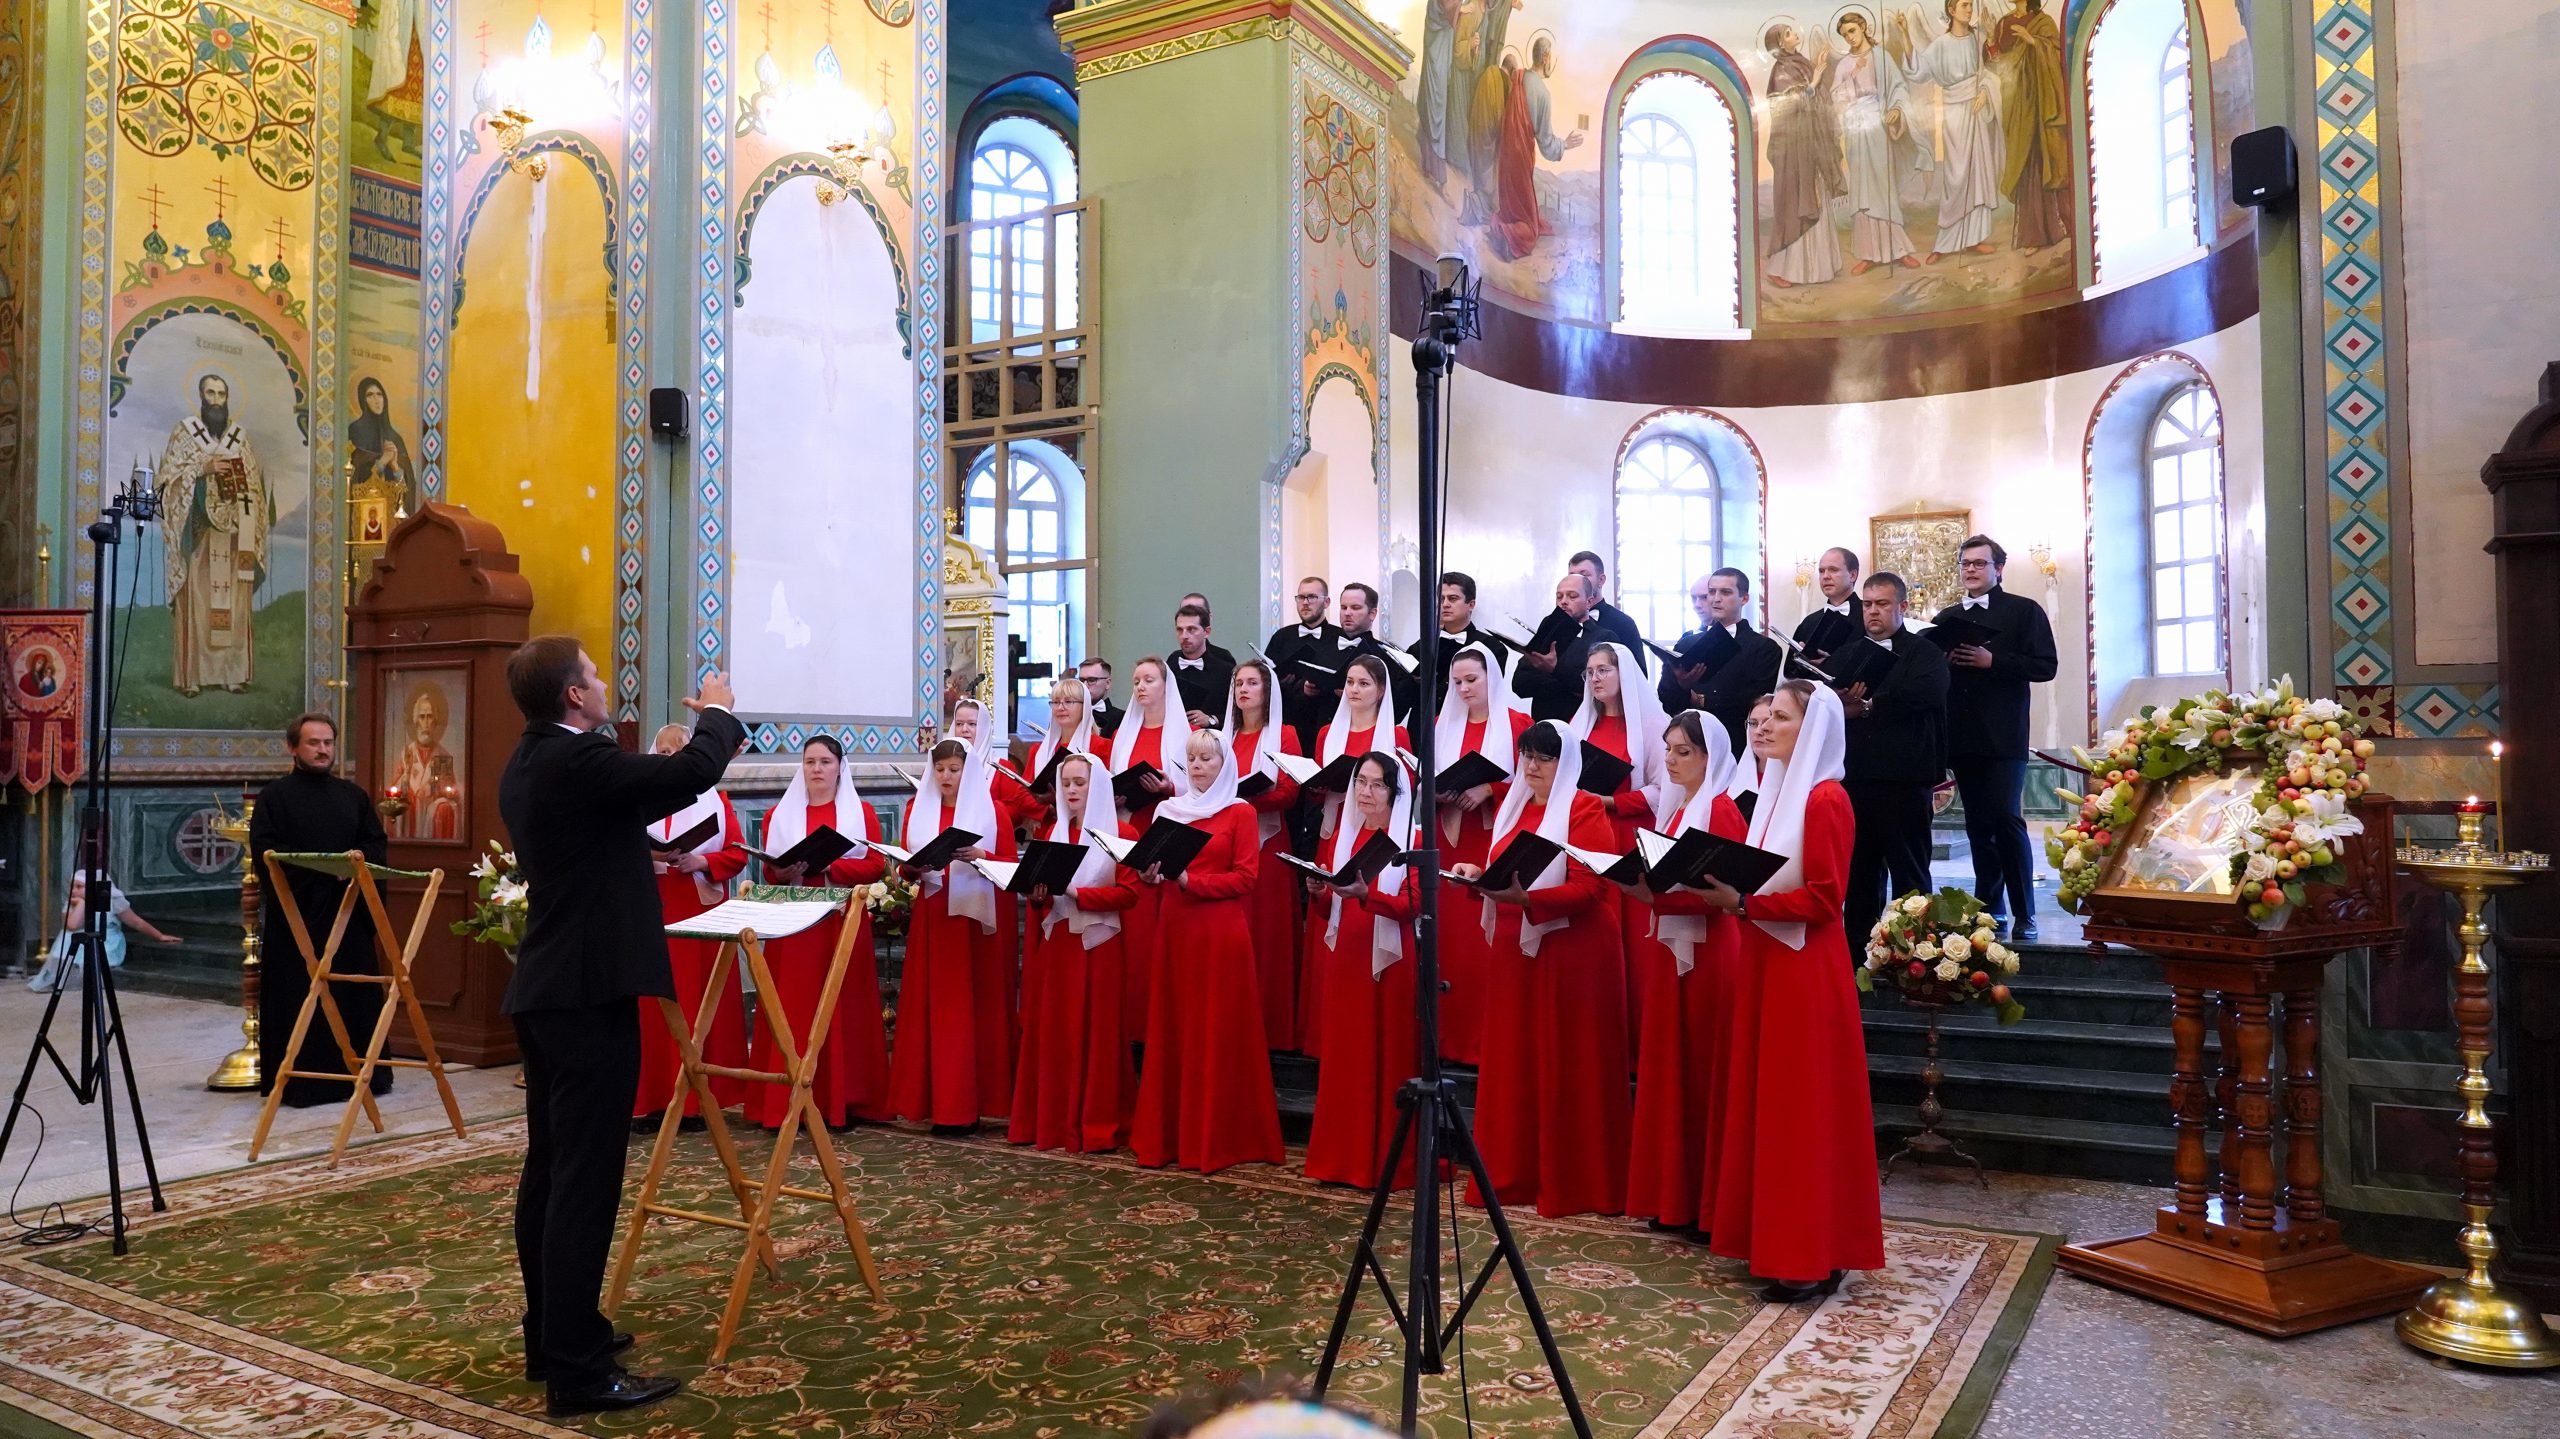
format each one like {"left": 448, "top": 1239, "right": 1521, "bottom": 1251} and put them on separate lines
{"left": 2060, "top": 789, "right": 2437, "bottom": 1336}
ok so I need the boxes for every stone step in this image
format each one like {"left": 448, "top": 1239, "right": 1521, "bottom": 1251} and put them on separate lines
{"left": 1972, "top": 973, "right": 2172, "bottom": 1029}
{"left": 1861, "top": 1006, "right": 2207, "bottom": 1075}
{"left": 1866, "top": 1051, "right": 2169, "bottom": 1129}
{"left": 1873, "top": 1102, "right": 2176, "bottom": 1185}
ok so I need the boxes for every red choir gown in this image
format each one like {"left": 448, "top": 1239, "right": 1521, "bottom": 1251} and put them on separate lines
{"left": 1433, "top": 710, "right": 1531, "bottom": 1065}
{"left": 1623, "top": 794, "right": 1746, "bottom": 1228}
{"left": 1131, "top": 803, "right": 1285, "bottom": 1172}
{"left": 1303, "top": 859, "right": 1419, "bottom": 1188}
{"left": 1467, "top": 790, "right": 1633, "bottom": 1218}
{"left": 1298, "top": 720, "right": 1409, "bottom": 1055}
{"left": 1232, "top": 726, "right": 1306, "bottom": 1050}
{"left": 1008, "top": 823, "right": 1140, "bottom": 1153}
{"left": 748, "top": 801, "right": 892, "bottom": 1127}
{"left": 1115, "top": 724, "right": 1172, "bottom": 1031}
{"left": 635, "top": 795, "right": 752, "bottom": 1118}
{"left": 886, "top": 799, "right": 1020, "bottom": 1126}
{"left": 1703, "top": 781, "right": 1886, "bottom": 1281}
{"left": 1585, "top": 712, "right": 1659, "bottom": 1043}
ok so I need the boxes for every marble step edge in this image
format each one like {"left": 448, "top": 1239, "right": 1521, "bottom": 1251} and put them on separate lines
{"left": 1870, "top": 1102, "right": 2177, "bottom": 1155}
{"left": 1865, "top": 1051, "right": 2172, "bottom": 1102}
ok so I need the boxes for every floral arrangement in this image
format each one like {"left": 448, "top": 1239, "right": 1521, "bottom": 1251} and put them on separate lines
{"left": 2046, "top": 678, "right": 2375, "bottom": 928}
{"left": 451, "top": 841, "right": 526, "bottom": 956}
{"left": 1856, "top": 887, "right": 2026, "bottom": 1024}
{"left": 857, "top": 875, "right": 917, "bottom": 939}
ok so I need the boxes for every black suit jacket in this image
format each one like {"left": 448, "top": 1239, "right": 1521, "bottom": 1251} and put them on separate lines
{"left": 1793, "top": 603, "right": 1861, "bottom": 662}
{"left": 1842, "top": 635, "right": 1950, "bottom": 785}
{"left": 1170, "top": 647, "right": 1236, "bottom": 722}
{"left": 1518, "top": 604, "right": 1651, "bottom": 722}
{"left": 1337, "top": 630, "right": 1418, "bottom": 721}
{"left": 1929, "top": 587, "right": 2059, "bottom": 762}
{"left": 1267, "top": 621, "right": 1345, "bottom": 746}
{"left": 1660, "top": 621, "right": 1782, "bottom": 752}
{"left": 1090, "top": 697, "right": 1124, "bottom": 739}
{"left": 498, "top": 706, "right": 747, "bottom": 1014}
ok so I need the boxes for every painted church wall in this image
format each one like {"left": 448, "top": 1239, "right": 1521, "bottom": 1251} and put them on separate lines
{"left": 2394, "top": 0, "right": 2560, "bottom": 669}
{"left": 0, "top": 0, "right": 37, "bottom": 605}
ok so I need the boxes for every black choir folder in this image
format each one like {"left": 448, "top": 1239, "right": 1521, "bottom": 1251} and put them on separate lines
{"left": 1293, "top": 752, "right": 1366, "bottom": 793}
{"left": 1435, "top": 749, "right": 1508, "bottom": 793}
{"left": 871, "top": 827, "right": 983, "bottom": 873}
{"left": 1110, "top": 761, "right": 1164, "bottom": 804}
{"left": 1822, "top": 637, "right": 1897, "bottom": 691}
{"left": 1093, "top": 817, "right": 1212, "bottom": 877}
{"left": 1569, "top": 828, "right": 1787, "bottom": 894}
{"left": 743, "top": 824, "right": 857, "bottom": 874}
{"left": 1576, "top": 741, "right": 1634, "bottom": 796}
{"left": 1442, "top": 831, "right": 1560, "bottom": 891}
{"left": 648, "top": 814, "right": 720, "bottom": 856}
{"left": 971, "top": 837, "right": 1093, "bottom": 895}
{"left": 1279, "top": 830, "right": 1401, "bottom": 888}
{"left": 1923, "top": 614, "right": 2000, "bottom": 652}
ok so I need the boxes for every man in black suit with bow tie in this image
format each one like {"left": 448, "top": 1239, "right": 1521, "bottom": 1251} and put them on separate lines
{"left": 1410, "top": 570, "right": 1513, "bottom": 708}
{"left": 1837, "top": 572, "right": 1949, "bottom": 946}
{"left": 1265, "top": 574, "right": 1343, "bottom": 753}
{"left": 1170, "top": 601, "right": 1236, "bottom": 727}
{"left": 1659, "top": 567, "right": 1783, "bottom": 752}
{"left": 1932, "top": 535, "right": 2058, "bottom": 940}
{"left": 498, "top": 637, "right": 745, "bottom": 1416}
{"left": 1793, "top": 547, "right": 1864, "bottom": 664}
{"left": 1076, "top": 657, "right": 1122, "bottom": 739}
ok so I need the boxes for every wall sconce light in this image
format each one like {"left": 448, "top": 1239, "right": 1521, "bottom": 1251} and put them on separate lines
{"left": 485, "top": 105, "right": 550, "bottom": 180}
{"left": 1793, "top": 555, "right": 1815, "bottom": 591}
{"left": 815, "top": 138, "right": 870, "bottom": 206}
{"left": 2029, "top": 541, "right": 2057, "bottom": 579}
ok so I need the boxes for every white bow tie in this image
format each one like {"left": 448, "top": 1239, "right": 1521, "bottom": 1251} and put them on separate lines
{"left": 1298, "top": 625, "right": 1325, "bottom": 638}
{"left": 1962, "top": 595, "right": 1990, "bottom": 610}
{"left": 1826, "top": 600, "right": 1853, "bottom": 615}
{"left": 1176, "top": 656, "right": 1204, "bottom": 670}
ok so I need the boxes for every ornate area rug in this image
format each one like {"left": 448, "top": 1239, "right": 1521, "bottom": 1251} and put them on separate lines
{"left": 0, "top": 1123, "right": 2051, "bottom": 1439}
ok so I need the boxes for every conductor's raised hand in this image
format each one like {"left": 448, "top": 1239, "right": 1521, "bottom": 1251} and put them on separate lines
{"left": 684, "top": 669, "right": 736, "bottom": 713}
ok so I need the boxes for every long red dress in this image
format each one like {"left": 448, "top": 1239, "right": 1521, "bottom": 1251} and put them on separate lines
{"left": 1304, "top": 853, "right": 1418, "bottom": 1188}
{"left": 1298, "top": 720, "right": 1409, "bottom": 1055}
{"left": 1232, "top": 726, "right": 1306, "bottom": 1050}
{"left": 1131, "top": 803, "right": 1284, "bottom": 1172}
{"left": 1432, "top": 710, "right": 1531, "bottom": 1065}
{"left": 886, "top": 799, "right": 1020, "bottom": 1126}
{"left": 1703, "top": 781, "right": 1886, "bottom": 1281}
{"left": 1115, "top": 724, "right": 1171, "bottom": 1031}
{"left": 1008, "top": 822, "right": 1139, "bottom": 1153}
{"left": 1585, "top": 712, "right": 1660, "bottom": 1045}
{"left": 1624, "top": 794, "right": 1745, "bottom": 1228}
{"left": 748, "top": 800, "right": 892, "bottom": 1127}
{"left": 1467, "top": 790, "right": 1632, "bottom": 1218}
{"left": 635, "top": 794, "right": 751, "bottom": 1118}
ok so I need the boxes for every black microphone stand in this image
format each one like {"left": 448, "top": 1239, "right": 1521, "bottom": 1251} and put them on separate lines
{"left": 0, "top": 464, "right": 168, "bottom": 1253}
{"left": 1310, "top": 261, "right": 1591, "bottom": 1436}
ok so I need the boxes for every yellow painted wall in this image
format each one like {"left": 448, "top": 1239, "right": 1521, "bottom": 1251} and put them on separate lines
{"left": 445, "top": 164, "right": 617, "bottom": 676}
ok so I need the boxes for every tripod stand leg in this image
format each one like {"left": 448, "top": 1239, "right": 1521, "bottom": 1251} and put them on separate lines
{"left": 95, "top": 960, "right": 166, "bottom": 1210}
{"left": 1312, "top": 1091, "right": 1421, "bottom": 1402}
{"left": 0, "top": 974, "right": 76, "bottom": 1161}
{"left": 1441, "top": 1110, "right": 1593, "bottom": 1439}
{"left": 84, "top": 947, "right": 131, "bottom": 1254}
{"left": 1402, "top": 1084, "right": 1444, "bottom": 1430}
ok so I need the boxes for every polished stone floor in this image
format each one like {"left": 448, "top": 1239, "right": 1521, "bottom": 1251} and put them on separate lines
{"left": 2, "top": 987, "right": 2553, "bottom": 1436}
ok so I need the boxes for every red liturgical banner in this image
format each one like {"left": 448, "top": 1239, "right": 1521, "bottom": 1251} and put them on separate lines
{"left": 0, "top": 610, "right": 87, "bottom": 789}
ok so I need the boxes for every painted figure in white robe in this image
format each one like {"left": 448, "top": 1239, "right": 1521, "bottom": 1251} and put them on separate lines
{"left": 156, "top": 373, "right": 271, "bottom": 696}
{"left": 1831, "top": 11, "right": 1922, "bottom": 271}
{"left": 1896, "top": 0, "right": 2004, "bottom": 261}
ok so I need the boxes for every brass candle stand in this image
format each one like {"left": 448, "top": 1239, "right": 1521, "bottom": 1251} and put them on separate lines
{"left": 1882, "top": 997, "right": 1988, "bottom": 1188}
{"left": 2393, "top": 810, "right": 2557, "bottom": 1368}
{"left": 204, "top": 796, "right": 262, "bottom": 1091}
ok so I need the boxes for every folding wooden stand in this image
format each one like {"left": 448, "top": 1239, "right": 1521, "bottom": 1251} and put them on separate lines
{"left": 605, "top": 900, "right": 887, "bottom": 1363}
{"left": 247, "top": 851, "right": 467, "bottom": 1167}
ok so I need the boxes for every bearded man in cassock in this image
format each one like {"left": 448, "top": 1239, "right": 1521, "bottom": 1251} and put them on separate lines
{"left": 156, "top": 372, "right": 271, "bottom": 697}
{"left": 250, "top": 712, "right": 395, "bottom": 1107}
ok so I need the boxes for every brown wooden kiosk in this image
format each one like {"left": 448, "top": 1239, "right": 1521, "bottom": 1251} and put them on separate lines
{"left": 2059, "top": 787, "right": 2436, "bottom": 1335}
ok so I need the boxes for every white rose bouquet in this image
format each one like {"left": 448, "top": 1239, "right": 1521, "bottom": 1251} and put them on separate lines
{"left": 1855, "top": 885, "right": 2026, "bottom": 1024}
{"left": 451, "top": 840, "right": 527, "bottom": 957}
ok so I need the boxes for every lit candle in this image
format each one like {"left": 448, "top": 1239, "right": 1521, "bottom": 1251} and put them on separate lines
{"left": 2490, "top": 742, "right": 2505, "bottom": 850}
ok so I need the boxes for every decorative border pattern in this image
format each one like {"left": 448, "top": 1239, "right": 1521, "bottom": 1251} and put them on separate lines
{"left": 616, "top": 0, "right": 658, "bottom": 724}
{"left": 1071, "top": 16, "right": 1279, "bottom": 84}
{"left": 418, "top": 0, "right": 453, "bottom": 497}
{"left": 691, "top": 0, "right": 732, "bottom": 687}
{"left": 732, "top": 158, "right": 913, "bottom": 351}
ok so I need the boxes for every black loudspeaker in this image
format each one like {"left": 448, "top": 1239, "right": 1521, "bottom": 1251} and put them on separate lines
{"left": 648, "top": 386, "right": 689, "bottom": 439}
{"left": 2230, "top": 126, "right": 2296, "bottom": 211}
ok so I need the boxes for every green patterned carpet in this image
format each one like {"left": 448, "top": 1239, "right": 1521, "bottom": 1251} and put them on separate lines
{"left": 3, "top": 1124, "right": 2053, "bottom": 1438}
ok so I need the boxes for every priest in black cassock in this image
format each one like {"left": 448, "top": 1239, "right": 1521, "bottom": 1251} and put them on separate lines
{"left": 1264, "top": 574, "right": 1343, "bottom": 754}
{"left": 1657, "top": 568, "right": 1783, "bottom": 751}
{"left": 250, "top": 711, "right": 394, "bottom": 1108}
{"left": 1793, "top": 546, "right": 1864, "bottom": 663}
{"left": 1409, "top": 570, "right": 1513, "bottom": 707}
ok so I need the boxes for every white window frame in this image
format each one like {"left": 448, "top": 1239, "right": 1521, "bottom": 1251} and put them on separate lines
{"left": 1614, "top": 434, "right": 1725, "bottom": 644}
{"left": 2159, "top": 23, "right": 2195, "bottom": 235}
{"left": 963, "top": 445, "right": 1087, "bottom": 713}
{"left": 2144, "top": 382, "right": 2225, "bottom": 678}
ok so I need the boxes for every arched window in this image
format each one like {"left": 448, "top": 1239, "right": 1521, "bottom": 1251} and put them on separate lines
{"left": 1615, "top": 73, "right": 1740, "bottom": 330}
{"left": 967, "top": 115, "right": 1080, "bottom": 344}
{"left": 963, "top": 444, "right": 1088, "bottom": 713}
{"left": 2159, "top": 24, "right": 2195, "bottom": 234}
{"left": 1614, "top": 434, "right": 1724, "bottom": 642}
{"left": 2145, "top": 383, "right": 2224, "bottom": 676}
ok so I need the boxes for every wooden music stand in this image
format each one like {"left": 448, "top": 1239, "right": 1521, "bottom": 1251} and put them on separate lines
{"left": 246, "top": 851, "right": 468, "bottom": 1167}
{"left": 605, "top": 890, "right": 887, "bottom": 1362}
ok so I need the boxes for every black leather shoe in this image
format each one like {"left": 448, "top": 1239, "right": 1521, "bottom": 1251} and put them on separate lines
{"left": 1759, "top": 1272, "right": 1842, "bottom": 1304}
{"left": 629, "top": 1113, "right": 664, "bottom": 1134}
{"left": 524, "top": 1331, "right": 634, "bottom": 1383}
{"left": 547, "top": 1368, "right": 680, "bottom": 1417}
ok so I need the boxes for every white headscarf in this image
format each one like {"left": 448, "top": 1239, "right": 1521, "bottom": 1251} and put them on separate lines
{"left": 1320, "top": 654, "right": 1396, "bottom": 763}
{"left": 1041, "top": 751, "right": 1123, "bottom": 949}
{"left": 1484, "top": 719, "right": 1584, "bottom": 958}
{"left": 1029, "top": 679, "right": 1098, "bottom": 784}
{"left": 1568, "top": 641, "right": 1669, "bottom": 807}
{"left": 1224, "top": 658, "right": 1291, "bottom": 845}
{"left": 1651, "top": 711, "right": 1738, "bottom": 975}
{"left": 1322, "top": 751, "right": 1416, "bottom": 977}
{"left": 1742, "top": 684, "right": 1848, "bottom": 950}
{"left": 1432, "top": 642, "right": 1517, "bottom": 843}
{"left": 652, "top": 762, "right": 732, "bottom": 908}
{"left": 1110, "top": 659, "right": 1193, "bottom": 818}
{"left": 907, "top": 701, "right": 1001, "bottom": 932}
{"left": 762, "top": 743, "right": 868, "bottom": 868}
{"left": 1155, "top": 729, "right": 1242, "bottom": 825}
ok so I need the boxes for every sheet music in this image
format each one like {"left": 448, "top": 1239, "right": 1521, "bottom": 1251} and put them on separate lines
{"left": 1089, "top": 830, "right": 1137, "bottom": 863}
{"left": 1271, "top": 751, "right": 1321, "bottom": 783}
{"left": 969, "top": 858, "right": 1021, "bottom": 890}
{"left": 1636, "top": 829, "right": 1678, "bottom": 865}
{"left": 665, "top": 896, "right": 843, "bottom": 940}
{"left": 1562, "top": 843, "right": 1624, "bottom": 873}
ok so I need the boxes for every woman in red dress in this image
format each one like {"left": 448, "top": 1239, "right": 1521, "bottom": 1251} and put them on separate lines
{"left": 1017, "top": 676, "right": 1099, "bottom": 832}
{"left": 885, "top": 735, "right": 1016, "bottom": 1132}
{"left": 750, "top": 736, "right": 892, "bottom": 1128}
{"left": 1622, "top": 710, "right": 1743, "bottom": 1230}
{"left": 634, "top": 723, "right": 752, "bottom": 1124}
{"left": 1428, "top": 644, "right": 1529, "bottom": 1064}
{"left": 950, "top": 697, "right": 1036, "bottom": 835}
{"left": 1111, "top": 657, "right": 1189, "bottom": 1032}
{"left": 1009, "top": 752, "right": 1139, "bottom": 1153}
{"left": 1301, "top": 654, "right": 1411, "bottom": 1053}
{"left": 1131, "top": 730, "right": 1284, "bottom": 1173}
{"left": 1570, "top": 641, "right": 1669, "bottom": 1043}
{"left": 1304, "top": 751, "right": 1419, "bottom": 1188}
{"left": 1224, "top": 658, "right": 1306, "bottom": 1050}
{"left": 1454, "top": 720, "right": 1631, "bottom": 1218}
{"left": 1694, "top": 680, "right": 1884, "bottom": 1300}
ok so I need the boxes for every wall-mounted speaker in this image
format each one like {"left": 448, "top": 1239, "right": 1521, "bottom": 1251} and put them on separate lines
{"left": 648, "top": 386, "right": 689, "bottom": 440}
{"left": 2231, "top": 126, "right": 2296, "bottom": 211}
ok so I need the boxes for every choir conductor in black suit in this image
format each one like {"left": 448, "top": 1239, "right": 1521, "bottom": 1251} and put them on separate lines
{"left": 1837, "top": 572, "right": 1948, "bottom": 946}
{"left": 1931, "top": 535, "right": 2058, "bottom": 940}
{"left": 499, "top": 636, "right": 746, "bottom": 1416}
